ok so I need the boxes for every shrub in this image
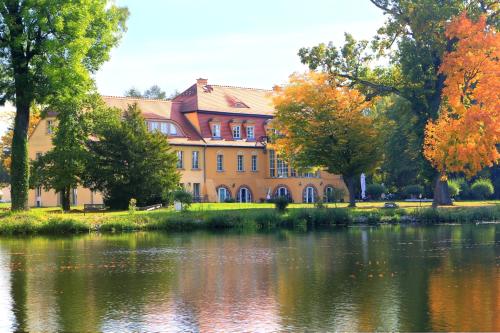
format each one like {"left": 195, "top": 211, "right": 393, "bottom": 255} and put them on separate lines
{"left": 452, "top": 178, "right": 472, "bottom": 199}
{"left": 314, "top": 200, "right": 325, "bottom": 209}
{"left": 206, "top": 213, "right": 246, "bottom": 229}
{"left": 254, "top": 211, "right": 282, "bottom": 229}
{"left": 128, "top": 198, "right": 137, "bottom": 214}
{"left": 447, "top": 179, "right": 461, "bottom": 198}
{"left": 274, "top": 196, "right": 289, "bottom": 212}
{"left": 224, "top": 197, "right": 236, "bottom": 203}
{"left": 366, "top": 183, "right": 386, "bottom": 200}
{"left": 325, "top": 187, "right": 346, "bottom": 204}
{"left": 172, "top": 189, "right": 193, "bottom": 210}
{"left": 402, "top": 185, "right": 424, "bottom": 198}
{"left": 471, "top": 178, "right": 494, "bottom": 200}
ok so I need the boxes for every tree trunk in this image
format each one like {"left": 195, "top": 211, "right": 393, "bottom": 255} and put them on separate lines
{"left": 62, "top": 187, "right": 71, "bottom": 212}
{"left": 10, "top": 100, "right": 30, "bottom": 211}
{"left": 432, "top": 174, "right": 452, "bottom": 207}
{"left": 344, "top": 175, "right": 357, "bottom": 208}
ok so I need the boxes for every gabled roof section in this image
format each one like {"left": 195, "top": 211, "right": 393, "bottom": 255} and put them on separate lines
{"left": 174, "top": 79, "right": 275, "bottom": 116}
{"left": 101, "top": 96, "right": 172, "bottom": 119}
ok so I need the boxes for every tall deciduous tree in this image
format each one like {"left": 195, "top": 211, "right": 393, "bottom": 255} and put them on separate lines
{"left": 298, "top": 0, "right": 499, "bottom": 205}
{"left": 272, "top": 72, "right": 382, "bottom": 207}
{"left": 124, "top": 85, "right": 168, "bottom": 99}
{"left": 85, "top": 104, "right": 180, "bottom": 210}
{"left": 0, "top": 1, "right": 128, "bottom": 210}
{"left": 424, "top": 14, "right": 499, "bottom": 205}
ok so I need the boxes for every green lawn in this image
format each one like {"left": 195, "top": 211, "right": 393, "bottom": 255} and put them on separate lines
{"left": 1, "top": 200, "right": 499, "bottom": 218}
{"left": 0, "top": 200, "right": 499, "bottom": 236}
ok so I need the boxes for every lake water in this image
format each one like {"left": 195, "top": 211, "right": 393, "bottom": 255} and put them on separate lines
{"left": 0, "top": 225, "right": 498, "bottom": 332}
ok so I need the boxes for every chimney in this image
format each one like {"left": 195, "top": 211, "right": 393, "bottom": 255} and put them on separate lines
{"left": 197, "top": 78, "right": 208, "bottom": 85}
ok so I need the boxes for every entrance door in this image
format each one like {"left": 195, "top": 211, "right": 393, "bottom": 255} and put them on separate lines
{"left": 276, "top": 187, "right": 288, "bottom": 198}
{"left": 304, "top": 186, "right": 315, "bottom": 203}
{"left": 239, "top": 187, "right": 251, "bottom": 203}
{"left": 218, "top": 187, "right": 230, "bottom": 202}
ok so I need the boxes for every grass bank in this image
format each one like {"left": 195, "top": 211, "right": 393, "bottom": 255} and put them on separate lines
{"left": 0, "top": 204, "right": 499, "bottom": 236}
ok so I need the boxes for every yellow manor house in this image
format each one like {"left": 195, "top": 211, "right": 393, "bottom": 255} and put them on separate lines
{"left": 28, "top": 78, "right": 347, "bottom": 207}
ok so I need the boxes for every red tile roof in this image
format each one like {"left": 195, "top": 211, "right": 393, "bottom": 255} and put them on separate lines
{"left": 175, "top": 82, "right": 274, "bottom": 116}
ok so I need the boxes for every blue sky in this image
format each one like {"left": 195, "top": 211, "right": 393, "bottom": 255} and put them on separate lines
{"left": 0, "top": 0, "right": 386, "bottom": 136}
{"left": 95, "top": 0, "right": 386, "bottom": 96}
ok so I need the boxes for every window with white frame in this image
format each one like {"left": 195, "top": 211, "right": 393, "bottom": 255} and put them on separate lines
{"left": 269, "top": 150, "right": 275, "bottom": 177}
{"left": 232, "top": 125, "right": 241, "bottom": 139}
{"left": 212, "top": 123, "right": 221, "bottom": 138}
{"left": 176, "top": 151, "right": 184, "bottom": 169}
{"left": 237, "top": 154, "right": 244, "bottom": 172}
{"left": 160, "top": 122, "right": 169, "bottom": 134}
{"left": 217, "top": 187, "right": 230, "bottom": 202}
{"left": 246, "top": 126, "right": 255, "bottom": 140}
{"left": 277, "top": 156, "right": 288, "bottom": 178}
{"left": 193, "top": 183, "right": 201, "bottom": 199}
{"left": 150, "top": 121, "right": 160, "bottom": 132}
{"left": 217, "top": 154, "right": 224, "bottom": 171}
{"left": 169, "top": 123, "right": 178, "bottom": 135}
{"left": 150, "top": 121, "right": 179, "bottom": 135}
{"left": 192, "top": 151, "right": 199, "bottom": 169}
{"left": 47, "top": 120, "right": 54, "bottom": 134}
{"left": 251, "top": 155, "right": 257, "bottom": 171}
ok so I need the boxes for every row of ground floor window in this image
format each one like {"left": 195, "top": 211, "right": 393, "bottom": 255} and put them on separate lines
{"left": 214, "top": 184, "right": 338, "bottom": 203}
{"left": 30, "top": 183, "right": 342, "bottom": 207}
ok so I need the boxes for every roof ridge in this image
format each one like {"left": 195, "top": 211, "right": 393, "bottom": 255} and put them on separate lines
{"left": 207, "top": 84, "right": 272, "bottom": 92}
{"left": 101, "top": 95, "right": 172, "bottom": 102}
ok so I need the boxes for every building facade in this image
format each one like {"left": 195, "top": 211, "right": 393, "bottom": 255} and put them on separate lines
{"left": 28, "top": 78, "right": 347, "bottom": 207}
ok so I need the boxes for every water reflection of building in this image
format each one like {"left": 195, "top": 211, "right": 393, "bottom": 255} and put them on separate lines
{"left": 166, "top": 236, "right": 283, "bottom": 332}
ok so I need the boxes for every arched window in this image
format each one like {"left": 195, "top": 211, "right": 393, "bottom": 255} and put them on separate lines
{"left": 150, "top": 121, "right": 180, "bottom": 136}
{"left": 303, "top": 186, "right": 317, "bottom": 203}
{"left": 237, "top": 186, "right": 252, "bottom": 203}
{"left": 274, "top": 185, "right": 291, "bottom": 201}
{"left": 324, "top": 186, "right": 334, "bottom": 203}
{"left": 216, "top": 186, "right": 231, "bottom": 202}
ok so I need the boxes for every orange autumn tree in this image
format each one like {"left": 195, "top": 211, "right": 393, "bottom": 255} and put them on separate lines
{"left": 424, "top": 13, "right": 500, "bottom": 205}
{"left": 0, "top": 110, "right": 41, "bottom": 174}
{"left": 272, "top": 72, "right": 382, "bottom": 207}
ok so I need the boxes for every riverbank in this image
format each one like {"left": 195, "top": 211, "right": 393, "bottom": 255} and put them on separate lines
{"left": 0, "top": 203, "right": 499, "bottom": 235}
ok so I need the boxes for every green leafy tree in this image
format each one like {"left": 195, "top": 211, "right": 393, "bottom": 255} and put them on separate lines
{"left": 125, "top": 85, "right": 167, "bottom": 99}
{"left": 298, "top": 0, "right": 499, "bottom": 206}
{"left": 143, "top": 85, "right": 167, "bottom": 99}
{"left": 124, "top": 87, "right": 143, "bottom": 98}
{"left": 0, "top": 1, "right": 128, "bottom": 210}
{"left": 373, "top": 96, "right": 428, "bottom": 190}
{"left": 85, "top": 104, "right": 180, "bottom": 210}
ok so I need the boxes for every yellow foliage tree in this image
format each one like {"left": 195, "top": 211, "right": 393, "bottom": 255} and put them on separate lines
{"left": 272, "top": 72, "right": 382, "bottom": 207}
{"left": 1, "top": 111, "right": 41, "bottom": 173}
{"left": 424, "top": 13, "right": 500, "bottom": 205}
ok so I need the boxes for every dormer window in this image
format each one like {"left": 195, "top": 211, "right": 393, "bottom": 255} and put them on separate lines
{"left": 246, "top": 126, "right": 255, "bottom": 140}
{"left": 209, "top": 118, "right": 222, "bottom": 139}
{"left": 212, "top": 123, "right": 221, "bottom": 138}
{"left": 148, "top": 121, "right": 179, "bottom": 136}
{"left": 232, "top": 125, "right": 241, "bottom": 139}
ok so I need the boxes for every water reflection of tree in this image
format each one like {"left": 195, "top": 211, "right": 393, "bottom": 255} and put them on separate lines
{"left": 4, "top": 233, "right": 181, "bottom": 332}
